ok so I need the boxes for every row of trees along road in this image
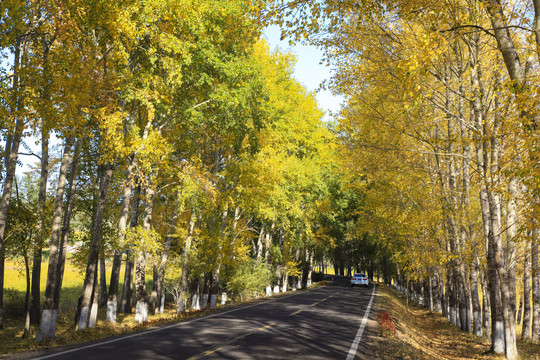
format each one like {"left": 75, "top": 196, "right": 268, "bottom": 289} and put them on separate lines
{"left": 267, "top": 0, "right": 540, "bottom": 359}
{"left": 3, "top": 0, "right": 540, "bottom": 358}
{"left": 0, "top": 0, "right": 354, "bottom": 342}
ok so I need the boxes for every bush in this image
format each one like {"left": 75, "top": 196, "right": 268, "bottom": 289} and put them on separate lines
{"left": 4, "top": 288, "right": 26, "bottom": 318}
{"left": 377, "top": 310, "right": 396, "bottom": 337}
{"left": 226, "top": 259, "right": 272, "bottom": 300}
{"left": 311, "top": 272, "right": 326, "bottom": 283}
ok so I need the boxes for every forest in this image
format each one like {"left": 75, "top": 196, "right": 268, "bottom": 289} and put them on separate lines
{"left": 1, "top": 0, "right": 540, "bottom": 359}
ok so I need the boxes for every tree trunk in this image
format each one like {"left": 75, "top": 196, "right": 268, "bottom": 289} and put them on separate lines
{"left": 517, "top": 299, "right": 523, "bottom": 327}
{"left": 35, "top": 136, "right": 76, "bottom": 340}
{"left": 440, "top": 270, "right": 447, "bottom": 318}
{"left": 191, "top": 278, "right": 201, "bottom": 310}
{"left": 471, "top": 258, "right": 483, "bottom": 337}
{"left": 201, "top": 273, "right": 210, "bottom": 309}
{"left": 31, "top": 27, "right": 58, "bottom": 326}
{"left": 264, "top": 222, "right": 274, "bottom": 262}
{"left": 134, "top": 250, "right": 147, "bottom": 322}
{"left": 109, "top": 159, "right": 135, "bottom": 321}
{"left": 107, "top": 251, "right": 122, "bottom": 322}
{"left": 481, "top": 5, "right": 527, "bottom": 356}
{"left": 178, "top": 211, "right": 196, "bottom": 314}
{"left": 406, "top": 272, "right": 410, "bottom": 312}
{"left": 482, "top": 0, "right": 525, "bottom": 84}
{"left": 150, "top": 208, "right": 178, "bottom": 315}
{"left": 23, "top": 251, "right": 31, "bottom": 338}
{"left": 76, "top": 163, "right": 114, "bottom": 330}
{"left": 306, "top": 249, "right": 313, "bottom": 288}
{"left": 532, "top": 236, "right": 540, "bottom": 343}
{"left": 506, "top": 177, "right": 518, "bottom": 323}
{"left": 29, "top": 248, "right": 42, "bottom": 325}
{"left": 256, "top": 225, "right": 265, "bottom": 260}
{"left": 88, "top": 263, "right": 100, "bottom": 328}
{"left": 522, "top": 241, "right": 531, "bottom": 340}
{"left": 119, "top": 184, "right": 141, "bottom": 314}
{"left": 53, "top": 137, "right": 81, "bottom": 315}
{"left": 149, "top": 265, "right": 159, "bottom": 316}
{"left": 31, "top": 132, "right": 49, "bottom": 325}
{"left": 209, "top": 205, "right": 228, "bottom": 308}
{"left": 482, "top": 272, "right": 491, "bottom": 342}
{"left": 487, "top": 133, "right": 518, "bottom": 358}
{"left": 458, "top": 265, "right": 471, "bottom": 333}
{"left": 0, "top": 115, "right": 24, "bottom": 329}
{"left": 448, "top": 267, "right": 456, "bottom": 324}
{"left": 135, "top": 185, "right": 155, "bottom": 323}
{"left": 119, "top": 260, "right": 134, "bottom": 314}
{"left": 0, "top": 33, "right": 29, "bottom": 329}
{"left": 99, "top": 254, "right": 107, "bottom": 307}
{"left": 486, "top": 191, "right": 505, "bottom": 354}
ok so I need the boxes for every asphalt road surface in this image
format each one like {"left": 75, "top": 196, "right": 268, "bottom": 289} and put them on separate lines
{"left": 31, "top": 277, "right": 377, "bottom": 360}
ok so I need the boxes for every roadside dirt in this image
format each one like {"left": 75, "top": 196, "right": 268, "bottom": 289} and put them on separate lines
{"left": 373, "top": 285, "right": 540, "bottom": 360}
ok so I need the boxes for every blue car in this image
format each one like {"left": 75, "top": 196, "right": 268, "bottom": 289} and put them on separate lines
{"left": 351, "top": 273, "right": 369, "bottom": 287}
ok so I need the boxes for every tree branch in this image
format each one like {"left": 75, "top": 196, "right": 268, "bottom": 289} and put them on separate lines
{"left": 439, "top": 24, "right": 533, "bottom": 37}
{"left": 18, "top": 152, "right": 41, "bottom": 161}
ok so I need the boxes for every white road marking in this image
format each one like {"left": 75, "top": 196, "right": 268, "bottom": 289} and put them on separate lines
{"left": 187, "top": 322, "right": 278, "bottom": 360}
{"left": 346, "top": 285, "right": 376, "bottom": 360}
{"left": 289, "top": 293, "right": 336, "bottom": 316}
{"left": 32, "top": 287, "right": 325, "bottom": 359}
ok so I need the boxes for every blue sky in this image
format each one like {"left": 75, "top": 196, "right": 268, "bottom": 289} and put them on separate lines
{"left": 263, "top": 25, "right": 343, "bottom": 122}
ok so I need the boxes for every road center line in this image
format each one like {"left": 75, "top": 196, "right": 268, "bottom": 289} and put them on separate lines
{"left": 290, "top": 293, "right": 337, "bottom": 315}
{"left": 187, "top": 322, "right": 277, "bottom": 360}
{"left": 346, "top": 285, "right": 376, "bottom": 360}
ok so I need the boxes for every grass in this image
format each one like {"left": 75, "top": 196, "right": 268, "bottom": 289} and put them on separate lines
{"left": 1, "top": 256, "right": 159, "bottom": 354}
{"left": 4, "top": 257, "right": 122, "bottom": 322}
{"left": 373, "top": 284, "right": 540, "bottom": 360}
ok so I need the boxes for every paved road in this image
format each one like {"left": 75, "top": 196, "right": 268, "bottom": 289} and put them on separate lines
{"left": 31, "top": 278, "right": 377, "bottom": 360}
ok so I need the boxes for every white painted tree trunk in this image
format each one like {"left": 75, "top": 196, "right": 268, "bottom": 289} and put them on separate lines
{"left": 36, "top": 309, "right": 57, "bottom": 341}
{"left": 266, "top": 286, "right": 272, "bottom": 296}
{"left": 160, "top": 292, "right": 165, "bottom": 314}
{"left": 273, "top": 285, "right": 279, "bottom": 294}
{"left": 210, "top": 294, "right": 217, "bottom": 308}
{"left": 449, "top": 306, "right": 455, "bottom": 325}
{"left": 221, "top": 292, "right": 227, "bottom": 305}
{"left": 106, "top": 301, "right": 117, "bottom": 323}
{"left": 135, "top": 300, "right": 148, "bottom": 323}
{"left": 192, "top": 294, "right": 200, "bottom": 310}
{"left": 493, "top": 320, "right": 505, "bottom": 352}
{"left": 89, "top": 303, "right": 98, "bottom": 328}
{"left": 200, "top": 294, "right": 208, "bottom": 309}
{"left": 177, "top": 297, "right": 186, "bottom": 313}
{"left": 35, "top": 137, "right": 76, "bottom": 339}
{"left": 89, "top": 273, "right": 100, "bottom": 328}
{"left": 78, "top": 307, "right": 89, "bottom": 330}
